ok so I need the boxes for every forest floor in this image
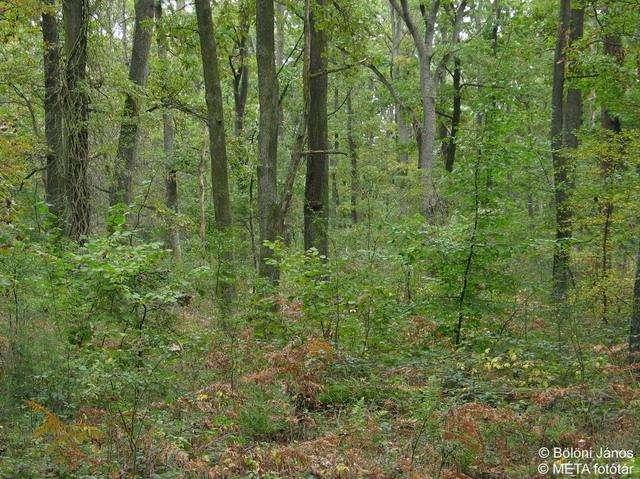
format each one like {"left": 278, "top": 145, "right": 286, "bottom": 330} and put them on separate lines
{"left": 4, "top": 293, "right": 638, "bottom": 479}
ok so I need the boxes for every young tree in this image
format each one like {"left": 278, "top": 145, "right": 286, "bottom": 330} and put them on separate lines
{"left": 346, "top": 91, "right": 358, "bottom": 223}
{"left": 549, "top": 0, "right": 571, "bottom": 304}
{"left": 304, "top": 0, "right": 329, "bottom": 257}
{"left": 111, "top": 0, "right": 156, "bottom": 207}
{"left": 42, "top": 0, "right": 64, "bottom": 219}
{"left": 63, "top": 0, "right": 90, "bottom": 240}
{"left": 256, "top": 0, "right": 280, "bottom": 281}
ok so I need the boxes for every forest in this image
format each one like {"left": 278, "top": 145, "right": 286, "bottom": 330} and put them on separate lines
{"left": 1, "top": 0, "right": 640, "bottom": 477}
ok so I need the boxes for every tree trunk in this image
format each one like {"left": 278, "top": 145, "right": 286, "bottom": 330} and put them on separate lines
{"left": 601, "top": 33, "right": 623, "bottom": 133}
{"left": 198, "top": 149, "right": 207, "bottom": 245}
{"left": 156, "top": 0, "right": 181, "bottom": 261}
{"left": 195, "top": 0, "right": 232, "bottom": 229}
{"left": 390, "top": 4, "right": 411, "bottom": 166}
{"left": 231, "top": 3, "right": 249, "bottom": 137}
{"left": 256, "top": 0, "right": 280, "bottom": 281}
{"left": 444, "top": 56, "right": 461, "bottom": 172}
{"left": 389, "top": 0, "right": 440, "bottom": 219}
{"left": 331, "top": 87, "right": 340, "bottom": 216}
{"left": 42, "top": 0, "right": 65, "bottom": 219}
{"left": 599, "top": 21, "right": 623, "bottom": 323}
{"left": 550, "top": 0, "right": 571, "bottom": 304}
{"left": 63, "top": 0, "right": 90, "bottom": 240}
{"left": 304, "top": 0, "right": 329, "bottom": 257}
{"left": 195, "top": 0, "right": 235, "bottom": 301}
{"left": 346, "top": 91, "right": 358, "bottom": 223}
{"left": 111, "top": 0, "right": 155, "bottom": 207}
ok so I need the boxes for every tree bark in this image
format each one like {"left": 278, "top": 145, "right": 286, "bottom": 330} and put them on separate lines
{"left": 599, "top": 18, "right": 623, "bottom": 323}
{"left": 156, "top": 0, "right": 181, "bottom": 261}
{"left": 195, "top": 0, "right": 235, "bottom": 301}
{"left": 111, "top": 0, "right": 156, "bottom": 207}
{"left": 304, "top": 0, "right": 329, "bottom": 257}
{"left": 331, "top": 87, "right": 340, "bottom": 216}
{"left": 601, "top": 33, "right": 623, "bottom": 133}
{"left": 256, "top": 0, "right": 280, "bottom": 281}
{"left": 390, "top": 4, "right": 411, "bottom": 166}
{"left": 444, "top": 55, "right": 461, "bottom": 172}
{"left": 63, "top": 0, "right": 90, "bottom": 240}
{"left": 194, "top": 0, "right": 232, "bottom": 229}
{"left": 389, "top": 0, "right": 440, "bottom": 218}
{"left": 346, "top": 91, "right": 359, "bottom": 224}
{"left": 42, "top": 0, "right": 65, "bottom": 219}
{"left": 231, "top": 2, "right": 250, "bottom": 137}
{"left": 550, "top": 0, "right": 571, "bottom": 304}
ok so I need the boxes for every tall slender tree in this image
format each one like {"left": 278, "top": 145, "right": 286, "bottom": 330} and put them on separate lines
{"left": 550, "top": 0, "right": 571, "bottom": 304}
{"left": 304, "top": 0, "right": 329, "bottom": 257}
{"left": 111, "top": 0, "right": 156, "bottom": 207}
{"left": 230, "top": 1, "right": 250, "bottom": 137}
{"left": 346, "top": 91, "right": 358, "bottom": 223}
{"left": 256, "top": 0, "right": 280, "bottom": 281}
{"left": 63, "top": 0, "right": 90, "bottom": 240}
{"left": 390, "top": 4, "right": 411, "bottom": 166}
{"left": 156, "top": 0, "right": 181, "bottom": 261}
{"left": 42, "top": 0, "right": 64, "bottom": 219}
{"left": 194, "top": 0, "right": 235, "bottom": 300}
{"left": 389, "top": 0, "right": 440, "bottom": 217}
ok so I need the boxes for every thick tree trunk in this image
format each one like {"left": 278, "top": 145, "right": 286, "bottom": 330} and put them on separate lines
{"left": 550, "top": 0, "right": 571, "bottom": 304}
{"left": 256, "top": 0, "right": 280, "bottom": 281}
{"left": 111, "top": 0, "right": 155, "bottom": 207}
{"left": 63, "top": 0, "right": 90, "bottom": 240}
{"left": 304, "top": 0, "right": 329, "bottom": 257}
{"left": 156, "top": 0, "right": 181, "bottom": 261}
{"left": 42, "top": 0, "right": 65, "bottom": 218}
{"left": 346, "top": 91, "right": 359, "bottom": 224}
{"left": 195, "top": 0, "right": 235, "bottom": 301}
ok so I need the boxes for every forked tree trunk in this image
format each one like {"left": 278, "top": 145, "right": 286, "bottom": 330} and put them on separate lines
{"left": 304, "top": 0, "right": 329, "bottom": 257}
{"left": 63, "top": 0, "right": 91, "bottom": 240}
{"left": 111, "top": 0, "right": 156, "bottom": 207}
{"left": 42, "top": 0, "right": 65, "bottom": 218}
{"left": 389, "top": 0, "right": 440, "bottom": 219}
{"left": 256, "top": 0, "right": 280, "bottom": 281}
